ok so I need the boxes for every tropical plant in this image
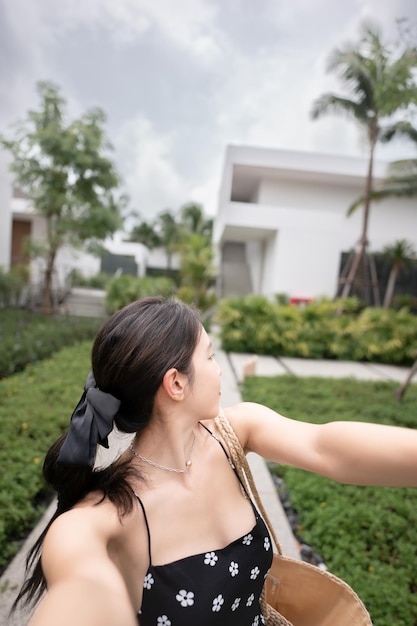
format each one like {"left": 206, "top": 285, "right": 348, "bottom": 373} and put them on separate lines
{"left": 0, "top": 81, "right": 122, "bottom": 313}
{"left": 378, "top": 239, "right": 416, "bottom": 308}
{"left": 349, "top": 122, "right": 417, "bottom": 207}
{"left": 177, "top": 233, "right": 217, "bottom": 311}
{"left": 155, "top": 210, "right": 182, "bottom": 272}
{"left": 311, "top": 22, "right": 417, "bottom": 301}
{"left": 129, "top": 218, "right": 161, "bottom": 249}
{"left": 180, "top": 203, "right": 213, "bottom": 238}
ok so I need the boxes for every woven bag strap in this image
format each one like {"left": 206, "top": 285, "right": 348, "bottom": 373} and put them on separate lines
{"left": 215, "top": 409, "right": 283, "bottom": 555}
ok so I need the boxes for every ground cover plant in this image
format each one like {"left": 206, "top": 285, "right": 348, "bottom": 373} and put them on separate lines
{"left": 217, "top": 296, "right": 417, "bottom": 365}
{"left": 0, "top": 309, "right": 103, "bottom": 378}
{"left": 242, "top": 375, "right": 417, "bottom": 626}
{"left": 0, "top": 341, "right": 92, "bottom": 574}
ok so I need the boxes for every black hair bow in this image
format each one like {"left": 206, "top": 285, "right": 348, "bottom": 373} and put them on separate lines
{"left": 57, "top": 372, "right": 121, "bottom": 466}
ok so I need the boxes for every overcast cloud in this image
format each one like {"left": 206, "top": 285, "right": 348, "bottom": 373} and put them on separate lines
{"left": 1, "top": 0, "right": 416, "bottom": 220}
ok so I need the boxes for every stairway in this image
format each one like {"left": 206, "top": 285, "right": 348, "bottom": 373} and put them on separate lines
{"left": 65, "top": 288, "right": 107, "bottom": 317}
{"left": 221, "top": 242, "right": 252, "bottom": 297}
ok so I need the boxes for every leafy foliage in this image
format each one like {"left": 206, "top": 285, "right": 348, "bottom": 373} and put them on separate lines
{"left": 217, "top": 296, "right": 417, "bottom": 364}
{"left": 0, "top": 342, "right": 93, "bottom": 572}
{"left": 311, "top": 22, "right": 417, "bottom": 300}
{"left": 242, "top": 375, "right": 417, "bottom": 626}
{"left": 105, "top": 274, "right": 177, "bottom": 314}
{"left": 0, "top": 266, "right": 30, "bottom": 307}
{"left": 0, "top": 81, "right": 122, "bottom": 311}
{"left": 0, "top": 309, "right": 102, "bottom": 378}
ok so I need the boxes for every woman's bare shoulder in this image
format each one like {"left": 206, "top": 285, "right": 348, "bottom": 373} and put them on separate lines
{"left": 42, "top": 493, "right": 143, "bottom": 581}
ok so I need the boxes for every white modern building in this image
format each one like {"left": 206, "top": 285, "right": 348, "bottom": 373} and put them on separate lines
{"left": 213, "top": 145, "right": 417, "bottom": 301}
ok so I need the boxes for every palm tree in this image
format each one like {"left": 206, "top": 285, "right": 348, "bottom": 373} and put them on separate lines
{"left": 379, "top": 239, "right": 416, "bottom": 308}
{"left": 311, "top": 22, "right": 417, "bottom": 302}
{"left": 349, "top": 122, "right": 417, "bottom": 207}
{"left": 156, "top": 210, "right": 182, "bottom": 272}
{"left": 129, "top": 220, "right": 161, "bottom": 249}
{"left": 180, "top": 203, "right": 213, "bottom": 238}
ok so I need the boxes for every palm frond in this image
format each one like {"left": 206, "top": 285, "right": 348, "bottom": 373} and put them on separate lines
{"left": 311, "top": 94, "right": 367, "bottom": 123}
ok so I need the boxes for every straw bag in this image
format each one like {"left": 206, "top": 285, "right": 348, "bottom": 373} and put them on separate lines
{"left": 215, "top": 410, "right": 373, "bottom": 626}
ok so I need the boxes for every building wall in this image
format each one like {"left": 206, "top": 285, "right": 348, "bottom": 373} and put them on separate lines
{"left": 214, "top": 145, "right": 417, "bottom": 300}
{"left": 0, "top": 155, "right": 12, "bottom": 270}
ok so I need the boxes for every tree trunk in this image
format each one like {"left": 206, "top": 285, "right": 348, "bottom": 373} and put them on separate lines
{"left": 41, "top": 247, "right": 57, "bottom": 314}
{"left": 383, "top": 265, "right": 398, "bottom": 309}
{"left": 395, "top": 357, "right": 417, "bottom": 403}
{"left": 340, "top": 133, "right": 376, "bottom": 300}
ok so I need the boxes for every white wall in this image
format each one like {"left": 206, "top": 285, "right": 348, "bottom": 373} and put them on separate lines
{"left": 0, "top": 155, "right": 12, "bottom": 270}
{"left": 215, "top": 146, "right": 417, "bottom": 300}
{"left": 246, "top": 240, "right": 264, "bottom": 293}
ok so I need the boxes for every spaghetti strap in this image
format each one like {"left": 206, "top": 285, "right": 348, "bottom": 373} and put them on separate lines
{"left": 199, "top": 420, "right": 254, "bottom": 501}
{"left": 134, "top": 493, "right": 152, "bottom": 565}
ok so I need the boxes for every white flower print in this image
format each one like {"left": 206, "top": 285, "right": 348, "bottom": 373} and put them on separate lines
{"left": 176, "top": 589, "right": 194, "bottom": 607}
{"left": 143, "top": 573, "right": 154, "bottom": 590}
{"left": 264, "top": 536, "right": 271, "bottom": 551}
{"left": 260, "top": 615, "right": 266, "bottom": 624}
{"left": 212, "top": 594, "right": 224, "bottom": 612}
{"left": 157, "top": 617, "right": 171, "bottom": 626}
{"left": 242, "top": 533, "right": 253, "bottom": 545}
{"left": 204, "top": 551, "right": 218, "bottom": 566}
{"left": 246, "top": 593, "right": 255, "bottom": 607}
{"left": 231, "top": 598, "right": 241, "bottom": 611}
{"left": 229, "top": 561, "right": 239, "bottom": 577}
{"left": 252, "top": 616, "right": 260, "bottom": 626}
{"left": 250, "top": 566, "right": 260, "bottom": 580}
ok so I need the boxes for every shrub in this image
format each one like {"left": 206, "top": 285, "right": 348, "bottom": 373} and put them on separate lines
{"left": 105, "top": 274, "right": 177, "bottom": 314}
{"left": 69, "top": 269, "right": 111, "bottom": 290}
{"left": 0, "top": 342, "right": 92, "bottom": 571}
{"left": 0, "top": 310, "right": 102, "bottom": 378}
{"left": 216, "top": 296, "right": 417, "bottom": 365}
{"left": 0, "top": 265, "right": 30, "bottom": 307}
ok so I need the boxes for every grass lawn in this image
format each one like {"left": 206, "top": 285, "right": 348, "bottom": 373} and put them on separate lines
{"left": 242, "top": 375, "right": 417, "bottom": 626}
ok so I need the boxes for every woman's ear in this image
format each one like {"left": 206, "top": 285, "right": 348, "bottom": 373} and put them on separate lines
{"left": 161, "top": 368, "right": 188, "bottom": 401}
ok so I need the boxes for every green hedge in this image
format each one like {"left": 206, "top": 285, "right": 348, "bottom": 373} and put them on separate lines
{"left": 217, "top": 296, "right": 417, "bottom": 365}
{"left": 105, "top": 275, "right": 177, "bottom": 314}
{"left": 0, "top": 341, "right": 93, "bottom": 572}
{"left": 0, "top": 310, "right": 103, "bottom": 378}
{"left": 242, "top": 375, "right": 417, "bottom": 626}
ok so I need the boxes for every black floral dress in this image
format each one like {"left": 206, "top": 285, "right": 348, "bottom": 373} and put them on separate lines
{"left": 136, "top": 426, "right": 272, "bottom": 626}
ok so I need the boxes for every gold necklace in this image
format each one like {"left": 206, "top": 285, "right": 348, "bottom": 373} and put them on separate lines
{"left": 129, "top": 433, "right": 197, "bottom": 474}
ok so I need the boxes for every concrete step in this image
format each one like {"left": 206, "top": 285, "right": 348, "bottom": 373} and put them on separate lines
{"left": 222, "top": 261, "right": 252, "bottom": 297}
{"left": 65, "top": 288, "right": 107, "bottom": 317}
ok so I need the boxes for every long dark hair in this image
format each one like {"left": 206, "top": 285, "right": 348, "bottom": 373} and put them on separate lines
{"left": 12, "top": 296, "right": 202, "bottom": 612}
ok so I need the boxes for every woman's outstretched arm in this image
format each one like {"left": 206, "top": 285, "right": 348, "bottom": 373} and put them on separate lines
{"left": 227, "top": 402, "right": 417, "bottom": 487}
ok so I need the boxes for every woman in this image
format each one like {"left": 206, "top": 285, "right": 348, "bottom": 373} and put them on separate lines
{"left": 14, "top": 297, "right": 417, "bottom": 626}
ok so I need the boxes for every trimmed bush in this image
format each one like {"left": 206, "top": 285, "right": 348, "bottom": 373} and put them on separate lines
{"left": 0, "top": 310, "right": 103, "bottom": 378}
{"left": 217, "top": 296, "right": 417, "bottom": 365}
{"left": 105, "top": 275, "right": 177, "bottom": 314}
{"left": 0, "top": 341, "right": 92, "bottom": 571}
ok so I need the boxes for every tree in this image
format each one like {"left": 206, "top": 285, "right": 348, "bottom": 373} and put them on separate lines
{"left": 155, "top": 210, "right": 182, "bottom": 272}
{"left": 129, "top": 219, "right": 161, "bottom": 249}
{"left": 379, "top": 239, "right": 416, "bottom": 308}
{"left": 180, "top": 203, "right": 213, "bottom": 238}
{"left": 177, "top": 233, "right": 217, "bottom": 312}
{"left": 0, "top": 81, "right": 122, "bottom": 312}
{"left": 311, "top": 22, "right": 417, "bottom": 302}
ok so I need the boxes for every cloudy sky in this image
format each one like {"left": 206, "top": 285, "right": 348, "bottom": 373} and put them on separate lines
{"left": 1, "top": 0, "right": 416, "bottom": 221}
